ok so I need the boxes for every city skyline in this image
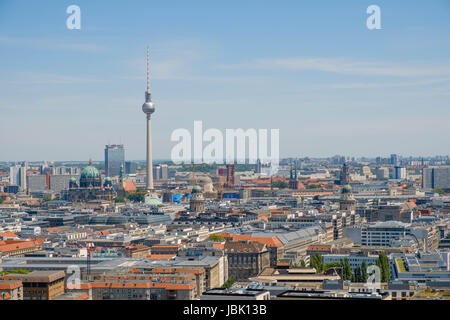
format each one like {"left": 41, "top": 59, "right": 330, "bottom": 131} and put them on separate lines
{"left": 1, "top": 1, "right": 450, "bottom": 161}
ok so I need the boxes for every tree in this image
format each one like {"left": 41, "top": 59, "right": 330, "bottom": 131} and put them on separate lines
{"left": 324, "top": 262, "right": 342, "bottom": 270}
{"left": 0, "top": 198, "right": 3, "bottom": 204}
{"left": 361, "top": 261, "right": 368, "bottom": 283}
{"left": 209, "top": 234, "right": 225, "bottom": 242}
{"left": 376, "top": 252, "right": 391, "bottom": 282}
{"left": 271, "top": 181, "right": 288, "bottom": 189}
{"left": 114, "top": 196, "right": 125, "bottom": 203}
{"left": 343, "top": 258, "right": 352, "bottom": 281}
{"left": 310, "top": 253, "right": 323, "bottom": 273}
{"left": 300, "top": 260, "right": 306, "bottom": 268}
{"left": 353, "top": 265, "right": 362, "bottom": 283}
{"left": 126, "top": 192, "right": 145, "bottom": 203}
{"left": 432, "top": 188, "right": 445, "bottom": 195}
{"left": 221, "top": 275, "right": 236, "bottom": 289}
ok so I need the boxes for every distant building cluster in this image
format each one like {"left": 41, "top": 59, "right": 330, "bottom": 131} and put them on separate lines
{"left": 1, "top": 154, "right": 450, "bottom": 300}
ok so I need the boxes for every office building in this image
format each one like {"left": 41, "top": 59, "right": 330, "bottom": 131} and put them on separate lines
{"left": 104, "top": 144, "right": 125, "bottom": 177}
{"left": 9, "top": 164, "right": 27, "bottom": 192}
{"left": 391, "top": 154, "right": 400, "bottom": 166}
{"left": 322, "top": 253, "right": 378, "bottom": 272}
{"left": 27, "top": 175, "right": 47, "bottom": 192}
{"left": 224, "top": 240, "right": 270, "bottom": 281}
{"left": 422, "top": 167, "right": 450, "bottom": 190}
{"left": 0, "top": 271, "right": 65, "bottom": 300}
{"left": 394, "top": 166, "right": 406, "bottom": 180}
{"left": 376, "top": 167, "right": 389, "bottom": 180}
{"left": 361, "top": 221, "right": 410, "bottom": 247}
{"left": 125, "top": 161, "right": 137, "bottom": 174}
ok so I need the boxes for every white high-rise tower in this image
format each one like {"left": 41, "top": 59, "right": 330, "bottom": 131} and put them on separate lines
{"left": 142, "top": 46, "right": 155, "bottom": 192}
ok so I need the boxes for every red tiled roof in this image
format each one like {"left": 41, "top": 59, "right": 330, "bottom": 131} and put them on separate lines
{"left": 0, "top": 281, "right": 22, "bottom": 290}
{"left": 0, "top": 239, "right": 43, "bottom": 253}
{"left": 123, "top": 181, "right": 137, "bottom": 192}
{"left": 0, "top": 232, "right": 17, "bottom": 238}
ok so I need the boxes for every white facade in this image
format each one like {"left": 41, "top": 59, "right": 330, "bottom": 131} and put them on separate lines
{"left": 361, "top": 221, "right": 410, "bottom": 247}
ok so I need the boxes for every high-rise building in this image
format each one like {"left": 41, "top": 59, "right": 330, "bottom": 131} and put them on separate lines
{"left": 125, "top": 161, "right": 137, "bottom": 175}
{"left": 394, "top": 166, "right": 406, "bottom": 180}
{"left": 27, "top": 175, "right": 47, "bottom": 192}
{"left": 391, "top": 154, "right": 400, "bottom": 166}
{"left": 9, "top": 164, "right": 27, "bottom": 192}
{"left": 423, "top": 167, "right": 450, "bottom": 190}
{"left": 152, "top": 164, "right": 169, "bottom": 181}
{"left": 255, "top": 159, "right": 262, "bottom": 174}
{"left": 152, "top": 166, "right": 161, "bottom": 181}
{"left": 160, "top": 164, "right": 168, "bottom": 180}
{"left": 376, "top": 167, "right": 389, "bottom": 180}
{"left": 104, "top": 144, "right": 125, "bottom": 177}
{"left": 49, "top": 175, "right": 72, "bottom": 193}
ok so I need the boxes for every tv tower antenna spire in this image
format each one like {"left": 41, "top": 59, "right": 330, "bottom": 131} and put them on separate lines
{"left": 146, "top": 45, "right": 150, "bottom": 94}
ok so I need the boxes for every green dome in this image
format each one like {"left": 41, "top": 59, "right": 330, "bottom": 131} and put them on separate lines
{"left": 79, "top": 159, "right": 101, "bottom": 188}
{"left": 81, "top": 166, "right": 100, "bottom": 179}
{"left": 342, "top": 184, "right": 352, "bottom": 194}
{"left": 192, "top": 185, "right": 202, "bottom": 194}
{"left": 69, "top": 177, "right": 77, "bottom": 183}
{"left": 104, "top": 177, "right": 111, "bottom": 182}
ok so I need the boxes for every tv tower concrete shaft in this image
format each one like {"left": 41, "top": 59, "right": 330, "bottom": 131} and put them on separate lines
{"left": 142, "top": 46, "right": 155, "bottom": 192}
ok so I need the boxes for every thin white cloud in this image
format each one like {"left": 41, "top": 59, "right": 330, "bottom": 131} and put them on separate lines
{"left": 0, "top": 35, "right": 104, "bottom": 53}
{"left": 217, "top": 57, "right": 450, "bottom": 77}
{"left": 2, "top": 72, "right": 105, "bottom": 85}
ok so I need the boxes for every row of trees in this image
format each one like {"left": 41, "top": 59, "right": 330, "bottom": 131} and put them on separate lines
{"left": 115, "top": 188, "right": 149, "bottom": 203}
{"left": 376, "top": 252, "right": 391, "bottom": 282}
{"left": 309, "top": 253, "right": 390, "bottom": 283}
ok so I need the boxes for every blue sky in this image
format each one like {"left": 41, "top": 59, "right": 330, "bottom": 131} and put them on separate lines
{"left": 1, "top": 0, "right": 450, "bottom": 161}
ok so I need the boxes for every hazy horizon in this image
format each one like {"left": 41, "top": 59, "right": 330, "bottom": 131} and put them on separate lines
{"left": 1, "top": 1, "right": 450, "bottom": 161}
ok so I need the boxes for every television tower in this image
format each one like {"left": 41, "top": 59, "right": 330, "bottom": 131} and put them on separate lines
{"left": 142, "top": 46, "right": 155, "bottom": 191}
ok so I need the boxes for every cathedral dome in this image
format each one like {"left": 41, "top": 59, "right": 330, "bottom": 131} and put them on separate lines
{"left": 191, "top": 185, "right": 202, "bottom": 194}
{"left": 342, "top": 184, "right": 352, "bottom": 194}
{"left": 81, "top": 166, "right": 100, "bottom": 180}
{"left": 79, "top": 160, "right": 101, "bottom": 188}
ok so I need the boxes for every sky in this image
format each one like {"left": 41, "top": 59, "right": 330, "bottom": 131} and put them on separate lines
{"left": 1, "top": 0, "right": 450, "bottom": 162}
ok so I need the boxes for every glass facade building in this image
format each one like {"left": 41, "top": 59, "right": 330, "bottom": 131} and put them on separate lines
{"left": 104, "top": 144, "right": 125, "bottom": 177}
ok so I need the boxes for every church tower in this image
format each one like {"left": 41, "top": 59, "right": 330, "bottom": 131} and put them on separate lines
{"left": 116, "top": 163, "right": 126, "bottom": 197}
{"left": 289, "top": 160, "right": 299, "bottom": 189}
